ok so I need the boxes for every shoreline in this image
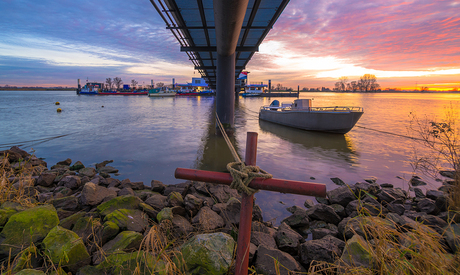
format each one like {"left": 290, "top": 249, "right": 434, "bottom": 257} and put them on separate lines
{"left": 1, "top": 146, "right": 459, "bottom": 274}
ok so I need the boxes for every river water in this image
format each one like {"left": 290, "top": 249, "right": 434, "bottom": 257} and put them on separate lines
{"left": 1, "top": 91, "right": 459, "bottom": 223}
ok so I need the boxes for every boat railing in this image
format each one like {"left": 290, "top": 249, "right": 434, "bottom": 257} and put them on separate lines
{"left": 261, "top": 106, "right": 363, "bottom": 112}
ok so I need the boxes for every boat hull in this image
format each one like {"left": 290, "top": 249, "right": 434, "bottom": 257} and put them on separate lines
{"left": 241, "top": 93, "right": 262, "bottom": 97}
{"left": 148, "top": 92, "right": 176, "bottom": 97}
{"left": 97, "top": 92, "right": 148, "bottom": 95}
{"left": 259, "top": 109, "right": 363, "bottom": 134}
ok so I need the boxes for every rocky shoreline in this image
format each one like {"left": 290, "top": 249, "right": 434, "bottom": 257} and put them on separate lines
{"left": 1, "top": 146, "right": 459, "bottom": 274}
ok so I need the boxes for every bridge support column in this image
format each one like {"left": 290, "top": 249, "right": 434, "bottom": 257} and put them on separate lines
{"left": 216, "top": 52, "right": 236, "bottom": 129}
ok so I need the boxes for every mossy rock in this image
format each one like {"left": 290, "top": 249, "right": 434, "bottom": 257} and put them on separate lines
{"left": 101, "top": 221, "right": 120, "bottom": 244}
{"left": 104, "top": 209, "right": 148, "bottom": 232}
{"left": 102, "top": 231, "right": 143, "bottom": 254}
{"left": 157, "top": 207, "right": 173, "bottom": 223}
{"left": 76, "top": 265, "right": 106, "bottom": 275}
{"left": 340, "top": 234, "right": 373, "bottom": 268}
{"left": 1, "top": 201, "right": 27, "bottom": 211}
{"left": 97, "top": 195, "right": 142, "bottom": 216}
{"left": 0, "top": 204, "right": 59, "bottom": 257}
{"left": 96, "top": 251, "right": 156, "bottom": 275}
{"left": 14, "top": 269, "right": 46, "bottom": 275}
{"left": 180, "top": 232, "right": 236, "bottom": 274}
{"left": 59, "top": 211, "right": 85, "bottom": 230}
{"left": 42, "top": 226, "right": 90, "bottom": 273}
{"left": 69, "top": 161, "right": 85, "bottom": 171}
{"left": 0, "top": 208, "right": 18, "bottom": 227}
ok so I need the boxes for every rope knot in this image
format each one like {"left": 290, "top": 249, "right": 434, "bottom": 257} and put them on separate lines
{"left": 227, "top": 162, "right": 273, "bottom": 195}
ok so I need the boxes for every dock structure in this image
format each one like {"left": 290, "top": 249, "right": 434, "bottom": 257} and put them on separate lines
{"left": 150, "top": 0, "right": 290, "bottom": 130}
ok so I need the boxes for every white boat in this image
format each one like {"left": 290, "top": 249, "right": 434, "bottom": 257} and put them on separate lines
{"left": 148, "top": 88, "right": 176, "bottom": 97}
{"left": 241, "top": 83, "right": 267, "bottom": 97}
{"left": 259, "top": 99, "right": 363, "bottom": 134}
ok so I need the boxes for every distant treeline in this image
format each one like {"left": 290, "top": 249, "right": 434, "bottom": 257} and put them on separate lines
{"left": 0, "top": 87, "right": 76, "bottom": 91}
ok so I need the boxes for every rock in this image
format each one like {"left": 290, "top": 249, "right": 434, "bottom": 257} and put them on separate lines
{"left": 106, "top": 178, "right": 120, "bottom": 188}
{"left": 79, "top": 167, "right": 97, "bottom": 178}
{"left": 51, "top": 196, "right": 79, "bottom": 211}
{"left": 364, "top": 177, "right": 377, "bottom": 184}
{"left": 59, "top": 211, "right": 86, "bottom": 230}
{"left": 414, "top": 188, "right": 425, "bottom": 198}
{"left": 144, "top": 194, "right": 168, "bottom": 210}
{"left": 252, "top": 221, "right": 277, "bottom": 238}
{"left": 192, "top": 206, "right": 225, "bottom": 230}
{"left": 151, "top": 180, "right": 166, "bottom": 193}
{"left": 219, "top": 197, "right": 241, "bottom": 225}
{"left": 380, "top": 183, "right": 393, "bottom": 188}
{"left": 104, "top": 209, "right": 148, "bottom": 232}
{"left": 0, "top": 208, "right": 17, "bottom": 227}
{"left": 251, "top": 231, "right": 277, "bottom": 249}
{"left": 439, "top": 170, "right": 456, "bottom": 179}
{"left": 172, "top": 215, "right": 194, "bottom": 237}
{"left": 330, "top": 177, "right": 346, "bottom": 186}
{"left": 184, "top": 194, "right": 203, "bottom": 216}
{"left": 157, "top": 207, "right": 174, "bottom": 222}
{"left": 53, "top": 186, "right": 73, "bottom": 199}
{"left": 69, "top": 160, "right": 85, "bottom": 171}
{"left": 255, "top": 245, "right": 305, "bottom": 275}
{"left": 419, "top": 215, "right": 448, "bottom": 234}
{"left": 386, "top": 201, "right": 406, "bottom": 216}
{"left": 80, "top": 182, "right": 117, "bottom": 206}
{"left": 304, "top": 199, "right": 315, "bottom": 208}
{"left": 120, "top": 179, "right": 144, "bottom": 190}
{"left": 311, "top": 226, "right": 339, "bottom": 239}
{"left": 410, "top": 175, "right": 427, "bottom": 186}
{"left": 307, "top": 203, "right": 342, "bottom": 225}
{"left": 14, "top": 269, "right": 46, "bottom": 275}
{"left": 42, "top": 226, "right": 90, "bottom": 273}
{"left": 97, "top": 166, "right": 118, "bottom": 174}
{"left": 97, "top": 195, "right": 142, "bottom": 216}
{"left": 180, "top": 232, "right": 235, "bottom": 274}
{"left": 208, "top": 184, "right": 240, "bottom": 203}
{"left": 139, "top": 202, "right": 158, "bottom": 221}
{"left": 36, "top": 172, "right": 57, "bottom": 187}
{"left": 281, "top": 207, "right": 309, "bottom": 228}
{"left": 11, "top": 245, "right": 41, "bottom": 273}
{"left": 340, "top": 234, "right": 372, "bottom": 268}
{"left": 118, "top": 187, "right": 135, "bottom": 197}
{"left": 96, "top": 251, "right": 156, "bottom": 274}
{"left": 56, "top": 158, "right": 72, "bottom": 166}
{"left": 164, "top": 182, "right": 190, "bottom": 197}
{"left": 0, "top": 204, "right": 59, "bottom": 257}
{"left": 58, "top": 176, "right": 81, "bottom": 189}
{"left": 315, "top": 196, "right": 330, "bottom": 205}
{"left": 330, "top": 203, "right": 346, "bottom": 218}
{"left": 417, "top": 198, "right": 439, "bottom": 215}
{"left": 338, "top": 217, "right": 367, "bottom": 240}
{"left": 98, "top": 231, "right": 143, "bottom": 262}
{"left": 101, "top": 221, "right": 120, "bottom": 245}
{"left": 72, "top": 216, "right": 102, "bottom": 244}
{"left": 426, "top": 190, "right": 445, "bottom": 201}
{"left": 299, "top": 235, "right": 345, "bottom": 266}
{"left": 377, "top": 188, "right": 406, "bottom": 205}
{"left": 327, "top": 186, "right": 356, "bottom": 206}
{"left": 95, "top": 160, "right": 113, "bottom": 169}
{"left": 134, "top": 189, "right": 157, "bottom": 201}
{"left": 275, "top": 222, "right": 304, "bottom": 255}
{"left": 444, "top": 224, "right": 460, "bottom": 253}
{"left": 167, "top": 191, "right": 184, "bottom": 207}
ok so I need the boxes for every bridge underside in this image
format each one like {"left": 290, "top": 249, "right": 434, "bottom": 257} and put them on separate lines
{"left": 150, "top": 0, "right": 290, "bottom": 127}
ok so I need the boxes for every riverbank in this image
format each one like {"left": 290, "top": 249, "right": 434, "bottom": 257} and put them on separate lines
{"left": 1, "top": 146, "right": 460, "bottom": 274}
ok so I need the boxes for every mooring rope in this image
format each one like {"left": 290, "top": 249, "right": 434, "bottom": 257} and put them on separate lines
{"left": 215, "top": 112, "right": 273, "bottom": 195}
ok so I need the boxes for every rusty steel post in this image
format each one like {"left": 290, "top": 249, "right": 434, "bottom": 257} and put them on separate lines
{"left": 234, "top": 132, "right": 258, "bottom": 275}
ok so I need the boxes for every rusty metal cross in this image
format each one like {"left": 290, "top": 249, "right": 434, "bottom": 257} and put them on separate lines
{"left": 175, "top": 132, "right": 327, "bottom": 275}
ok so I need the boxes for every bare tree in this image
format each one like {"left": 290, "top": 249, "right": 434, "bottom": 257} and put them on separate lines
{"left": 105, "top": 78, "right": 113, "bottom": 91}
{"left": 113, "top": 77, "right": 123, "bottom": 90}
{"left": 358, "top": 74, "right": 379, "bottom": 92}
{"left": 156, "top": 82, "right": 164, "bottom": 88}
{"left": 420, "top": 86, "right": 429, "bottom": 92}
{"left": 131, "top": 79, "right": 138, "bottom": 89}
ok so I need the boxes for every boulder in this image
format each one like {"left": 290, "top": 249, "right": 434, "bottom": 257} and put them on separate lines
{"left": 410, "top": 175, "right": 427, "bottom": 186}
{"left": 104, "top": 209, "right": 148, "bottom": 233}
{"left": 80, "top": 182, "right": 117, "bottom": 206}
{"left": 219, "top": 197, "right": 241, "bottom": 225}
{"left": 144, "top": 194, "right": 168, "bottom": 210}
{"left": 330, "top": 177, "right": 346, "bottom": 186}
{"left": 58, "top": 176, "right": 81, "bottom": 189}
{"left": 304, "top": 199, "right": 315, "bottom": 208}
{"left": 157, "top": 207, "right": 174, "bottom": 223}
{"left": 327, "top": 186, "right": 356, "bottom": 206}
{"left": 42, "top": 226, "right": 90, "bottom": 273}
{"left": 139, "top": 202, "right": 159, "bottom": 221}
{"left": 13, "top": 269, "right": 46, "bottom": 275}
{"left": 444, "top": 224, "right": 460, "bottom": 253}
{"left": 120, "top": 179, "right": 144, "bottom": 190}
{"left": 275, "top": 222, "right": 304, "bottom": 255}
{"left": 59, "top": 211, "right": 86, "bottom": 230}
{"left": 171, "top": 215, "right": 194, "bottom": 237}
{"left": 36, "top": 172, "right": 57, "bottom": 187}
{"left": 180, "top": 232, "right": 235, "bottom": 274}
{"left": 311, "top": 225, "right": 339, "bottom": 239}
{"left": 78, "top": 167, "right": 97, "bottom": 178}
{"left": 376, "top": 188, "right": 406, "bottom": 205}
{"left": 299, "top": 235, "right": 345, "bottom": 266}
{"left": 207, "top": 184, "right": 240, "bottom": 203}
{"left": 167, "top": 191, "right": 184, "bottom": 207}
{"left": 251, "top": 231, "right": 277, "bottom": 249}
{"left": 97, "top": 195, "right": 142, "bottom": 216}
{"left": 72, "top": 216, "right": 102, "bottom": 244}
{"left": 417, "top": 198, "right": 439, "bottom": 215}
{"left": 101, "top": 221, "right": 120, "bottom": 245}
{"left": 307, "top": 203, "right": 342, "bottom": 225}
{"left": 0, "top": 204, "right": 59, "bottom": 257}
{"left": 340, "top": 234, "right": 372, "bottom": 268}
{"left": 281, "top": 207, "right": 309, "bottom": 228}
{"left": 69, "top": 160, "right": 85, "bottom": 171}
{"left": 150, "top": 180, "right": 166, "bottom": 193}
{"left": 118, "top": 187, "right": 135, "bottom": 197}
{"left": 100, "top": 231, "right": 143, "bottom": 256}
{"left": 51, "top": 196, "right": 79, "bottom": 211}
{"left": 255, "top": 245, "right": 305, "bottom": 275}
{"left": 192, "top": 206, "right": 225, "bottom": 230}
{"left": 96, "top": 251, "right": 156, "bottom": 275}
{"left": 163, "top": 182, "right": 190, "bottom": 197}
{"left": 184, "top": 194, "right": 204, "bottom": 216}
{"left": 56, "top": 158, "right": 72, "bottom": 166}
{"left": 97, "top": 166, "right": 118, "bottom": 174}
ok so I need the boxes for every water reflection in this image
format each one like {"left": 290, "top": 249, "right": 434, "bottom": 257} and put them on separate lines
{"left": 258, "top": 120, "right": 358, "bottom": 164}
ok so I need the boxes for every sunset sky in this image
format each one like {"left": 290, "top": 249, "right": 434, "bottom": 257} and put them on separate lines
{"left": 1, "top": 0, "right": 459, "bottom": 91}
